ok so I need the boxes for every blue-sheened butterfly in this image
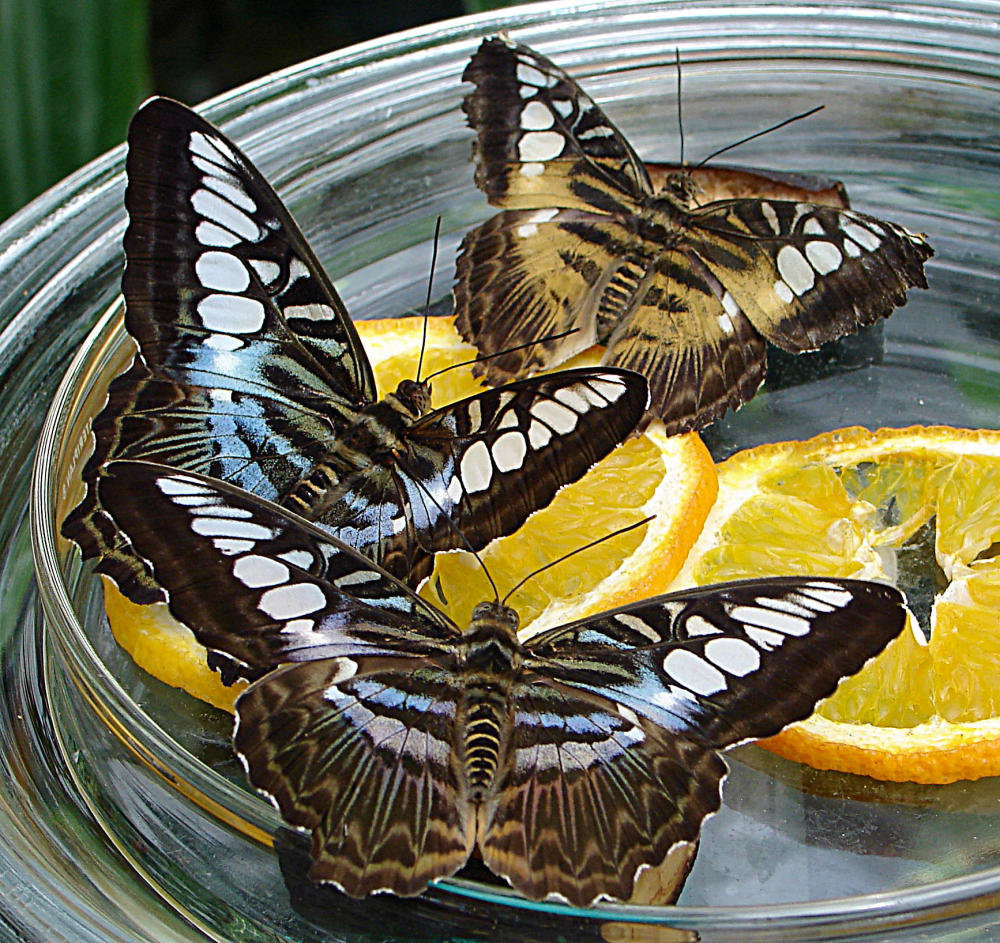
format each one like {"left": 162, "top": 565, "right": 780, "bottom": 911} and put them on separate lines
{"left": 454, "top": 37, "right": 933, "bottom": 434}
{"left": 62, "top": 97, "right": 649, "bottom": 604}
{"left": 95, "top": 459, "right": 907, "bottom": 906}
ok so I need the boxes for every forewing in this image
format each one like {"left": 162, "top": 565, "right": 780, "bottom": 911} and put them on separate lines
{"left": 685, "top": 198, "right": 933, "bottom": 352}
{"left": 400, "top": 368, "right": 648, "bottom": 553}
{"left": 463, "top": 37, "right": 651, "bottom": 211}
{"left": 526, "top": 577, "right": 906, "bottom": 747}
{"left": 124, "top": 97, "right": 375, "bottom": 402}
{"left": 63, "top": 97, "right": 377, "bottom": 593}
{"left": 478, "top": 679, "right": 724, "bottom": 906}
{"left": 96, "top": 461, "right": 458, "bottom": 679}
{"left": 236, "top": 656, "right": 475, "bottom": 896}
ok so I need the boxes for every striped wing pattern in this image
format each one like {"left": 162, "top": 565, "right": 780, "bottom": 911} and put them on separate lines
{"left": 98, "top": 462, "right": 907, "bottom": 905}
{"left": 455, "top": 37, "right": 933, "bottom": 434}
{"left": 62, "top": 96, "right": 648, "bottom": 599}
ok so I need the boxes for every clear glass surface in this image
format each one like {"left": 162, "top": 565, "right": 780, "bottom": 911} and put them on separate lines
{"left": 5, "top": 2, "right": 1000, "bottom": 940}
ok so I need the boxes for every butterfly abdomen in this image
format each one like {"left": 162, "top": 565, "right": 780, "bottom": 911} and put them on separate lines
{"left": 460, "top": 602, "right": 523, "bottom": 797}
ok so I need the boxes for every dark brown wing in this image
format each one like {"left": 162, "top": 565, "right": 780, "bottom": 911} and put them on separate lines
{"left": 463, "top": 36, "right": 652, "bottom": 211}
{"left": 236, "top": 656, "right": 475, "bottom": 896}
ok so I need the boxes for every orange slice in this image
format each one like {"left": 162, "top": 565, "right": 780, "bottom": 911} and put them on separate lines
{"left": 670, "top": 425, "right": 1000, "bottom": 783}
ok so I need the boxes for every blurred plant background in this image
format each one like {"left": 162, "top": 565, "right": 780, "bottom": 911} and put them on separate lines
{"left": 0, "top": 0, "right": 518, "bottom": 222}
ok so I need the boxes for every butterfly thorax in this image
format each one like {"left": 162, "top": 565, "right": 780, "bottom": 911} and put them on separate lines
{"left": 285, "top": 381, "right": 432, "bottom": 520}
{"left": 459, "top": 601, "right": 523, "bottom": 796}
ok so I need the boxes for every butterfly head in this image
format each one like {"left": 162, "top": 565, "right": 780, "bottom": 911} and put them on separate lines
{"left": 463, "top": 601, "right": 522, "bottom": 672}
{"left": 388, "top": 378, "right": 432, "bottom": 420}
{"left": 661, "top": 169, "right": 697, "bottom": 207}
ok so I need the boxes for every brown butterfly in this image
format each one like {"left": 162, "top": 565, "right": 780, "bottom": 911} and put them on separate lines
{"left": 96, "top": 460, "right": 907, "bottom": 906}
{"left": 454, "top": 37, "right": 933, "bottom": 435}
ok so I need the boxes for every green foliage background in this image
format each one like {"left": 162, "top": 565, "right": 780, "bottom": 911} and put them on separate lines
{"left": 0, "top": 0, "right": 527, "bottom": 223}
{"left": 0, "top": 0, "right": 150, "bottom": 221}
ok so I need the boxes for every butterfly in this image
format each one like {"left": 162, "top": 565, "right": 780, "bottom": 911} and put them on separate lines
{"left": 61, "top": 96, "right": 649, "bottom": 606}
{"left": 95, "top": 458, "right": 908, "bottom": 906}
{"left": 453, "top": 37, "right": 934, "bottom": 435}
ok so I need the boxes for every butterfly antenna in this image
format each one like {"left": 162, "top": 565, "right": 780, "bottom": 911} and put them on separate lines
{"left": 675, "top": 49, "right": 685, "bottom": 167}
{"left": 693, "top": 104, "right": 825, "bottom": 170}
{"left": 415, "top": 216, "right": 442, "bottom": 385}
{"left": 397, "top": 458, "right": 501, "bottom": 603}
{"left": 501, "top": 516, "right": 653, "bottom": 607}
{"left": 422, "top": 327, "right": 580, "bottom": 384}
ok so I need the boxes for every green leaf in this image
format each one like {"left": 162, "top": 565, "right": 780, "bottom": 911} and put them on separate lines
{"left": 0, "top": 0, "right": 150, "bottom": 221}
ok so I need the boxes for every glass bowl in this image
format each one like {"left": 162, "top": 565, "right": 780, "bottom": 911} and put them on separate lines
{"left": 22, "top": 1, "right": 1000, "bottom": 940}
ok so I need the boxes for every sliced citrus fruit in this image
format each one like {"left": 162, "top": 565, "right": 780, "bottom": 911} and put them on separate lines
{"left": 670, "top": 425, "right": 1000, "bottom": 783}
{"left": 102, "top": 315, "right": 716, "bottom": 712}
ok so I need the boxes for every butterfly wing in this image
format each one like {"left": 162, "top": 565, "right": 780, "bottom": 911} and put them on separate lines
{"left": 235, "top": 655, "right": 475, "bottom": 896}
{"left": 399, "top": 367, "right": 649, "bottom": 554}
{"left": 63, "top": 97, "right": 378, "bottom": 596}
{"left": 526, "top": 577, "right": 907, "bottom": 746}
{"left": 462, "top": 36, "right": 652, "bottom": 210}
{"left": 682, "top": 198, "right": 932, "bottom": 354}
{"left": 96, "top": 460, "right": 459, "bottom": 679}
{"left": 477, "top": 678, "right": 724, "bottom": 906}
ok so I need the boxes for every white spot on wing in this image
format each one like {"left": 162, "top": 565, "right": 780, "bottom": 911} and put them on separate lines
{"left": 492, "top": 433, "right": 526, "bottom": 475}
{"left": 334, "top": 570, "right": 383, "bottom": 588}
{"left": 551, "top": 98, "right": 573, "bottom": 118}
{"left": 203, "top": 176, "right": 256, "bottom": 213}
{"left": 258, "top": 582, "right": 327, "bottom": 619}
{"left": 728, "top": 604, "right": 811, "bottom": 637}
{"left": 761, "top": 202, "right": 781, "bottom": 234}
{"left": 460, "top": 440, "right": 493, "bottom": 493}
{"left": 777, "top": 245, "right": 815, "bottom": 296}
{"left": 197, "top": 294, "right": 265, "bottom": 334}
{"left": 157, "top": 476, "right": 211, "bottom": 497}
{"left": 323, "top": 658, "right": 358, "bottom": 696}
{"left": 614, "top": 613, "right": 661, "bottom": 642}
{"left": 233, "top": 555, "right": 290, "bottom": 588}
{"left": 842, "top": 221, "right": 881, "bottom": 252}
{"left": 531, "top": 399, "right": 578, "bottom": 434}
{"left": 521, "top": 101, "right": 555, "bottom": 130}
{"left": 745, "top": 626, "right": 785, "bottom": 650}
{"left": 190, "top": 130, "right": 236, "bottom": 165}
{"left": 578, "top": 125, "right": 614, "bottom": 140}
{"left": 801, "top": 584, "right": 854, "bottom": 608}
{"left": 249, "top": 259, "right": 281, "bottom": 284}
{"left": 705, "top": 637, "right": 761, "bottom": 677}
{"left": 195, "top": 221, "right": 240, "bottom": 248}
{"left": 213, "top": 538, "right": 254, "bottom": 555}
{"left": 516, "top": 62, "right": 549, "bottom": 87}
{"left": 553, "top": 387, "right": 588, "bottom": 412}
{"left": 285, "top": 304, "right": 337, "bottom": 321}
{"left": 204, "top": 333, "right": 243, "bottom": 351}
{"left": 518, "top": 131, "right": 565, "bottom": 162}
{"left": 803, "top": 217, "right": 825, "bottom": 236}
{"left": 662, "top": 649, "right": 726, "bottom": 696}
{"left": 684, "top": 615, "right": 722, "bottom": 637}
{"left": 519, "top": 162, "right": 545, "bottom": 178}
{"left": 805, "top": 240, "right": 843, "bottom": 275}
{"left": 774, "top": 280, "right": 795, "bottom": 304}
{"left": 278, "top": 549, "right": 315, "bottom": 570}
{"left": 191, "top": 189, "right": 259, "bottom": 240}
{"left": 196, "top": 251, "right": 250, "bottom": 292}
{"left": 191, "top": 517, "right": 273, "bottom": 540}
{"left": 528, "top": 420, "right": 552, "bottom": 449}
